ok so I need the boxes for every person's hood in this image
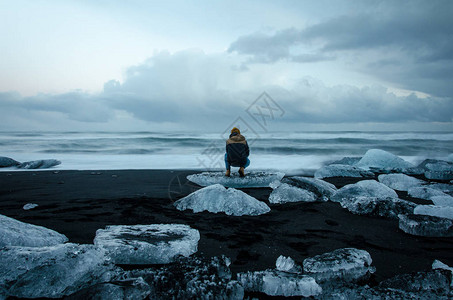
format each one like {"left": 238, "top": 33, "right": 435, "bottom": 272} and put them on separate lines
{"left": 228, "top": 134, "right": 246, "bottom": 142}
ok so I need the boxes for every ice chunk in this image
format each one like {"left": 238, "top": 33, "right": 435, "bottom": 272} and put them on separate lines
{"left": 123, "top": 256, "right": 244, "bottom": 299}
{"left": 414, "top": 205, "right": 453, "bottom": 220}
{"left": 432, "top": 260, "right": 453, "bottom": 287}
{"left": 328, "top": 157, "right": 361, "bottom": 166}
{"left": 377, "top": 173, "right": 425, "bottom": 191}
{"left": 356, "top": 149, "right": 414, "bottom": 171}
{"left": 66, "top": 277, "right": 152, "bottom": 300}
{"left": 23, "top": 203, "right": 38, "bottom": 210}
{"left": 331, "top": 180, "right": 398, "bottom": 203}
{"left": 0, "top": 156, "right": 19, "bottom": 167}
{"left": 187, "top": 171, "right": 285, "bottom": 188}
{"left": 398, "top": 214, "right": 453, "bottom": 237}
{"left": 314, "top": 164, "right": 374, "bottom": 179}
{"left": 424, "top": 161, "right": 453, "bottom": 180}
{"left": 276, "top": 256, "right": 303, "bottom": 273}
{"left": 0, "top": 214, "right": 68, "bottom": 247}
{"left": 18, "top": 159, "right": 61, "bottom": 169}
{"left": 0, "top": 243, "right": 117, "bottom": 298}
{"left": 428, "top": 183, "right": 453, "bottom": 195}
{"left": 174, "top": 184, "right": 270, "bottom": 216}
{"left": 303, "top": 248, "right": 375, "bottom": 282}
{"left": 94, "top": 224, "right": 200, "bottom": 265}
{"left": 340, "top": 197, "right": 415, "bottom": 219}
{"left": 431, "top": 195, "right": 453, "bottom": 207}
{"left": 282, "top": 176, "right": 337, "bottom": 200}
{"left": 237, "top": 269, "right": 322, "bottom": 297}
{"left": 408, "top": 186, "right": 448, "bottom": 200}
{"left": 269, "top": 183, "right": 317, "bottom": 204}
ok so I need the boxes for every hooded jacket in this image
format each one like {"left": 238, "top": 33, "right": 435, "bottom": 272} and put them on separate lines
{"left": 226, "top": 133, "right": 249, "bottom": 167}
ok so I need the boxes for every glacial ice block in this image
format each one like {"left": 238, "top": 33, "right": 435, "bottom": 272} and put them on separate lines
{"left": 431, "top": 196, "right": 453, "bottom": 207}
{"left": 408, "top": 186, "right": 448, "bottom": 201}
{"left": 237, "top": 270, "right": 322, "bottom": 297}
{"left": 0, "top": 156, "right": 19, "bottom": 167}
{"left": 281, "top": 176, "right": 337, "bottom": 200}
{"left": 378, "top": 173, "right": 425, "bottom": 191}
{"left": 303, "top": 248, "right": 375, "bottom": 282}
{"left": 424, "top": 161, "right": 453, "bottom": 180}
{"left": 94, "top": 224, "right": 200, "bottom": 264}
{"left": 187, "top": 171, "right": 285, "bottom": 188}
{"left": 174, "top": 184, "right": 270, "bottom": 216}
{"left": 331, "top": 180, "right": 398, "bottom": 203}
{"left": 414, "top": 205, "right": 453, "bottom": 220}
{"left": 340, "top": 197, "right": 416, "bottom": 219}
{"left": 269, "top": 183, "right": 317, "bottom": 204}
{"left": 356, "top": 149, "right": 414, "bottom": 171}
{"left": 276, "top": 256, "right": 303, "bottom": 274}
{"left": 398, "top": 214, "right": 453, "bottom": 237}
{"left": 314, "top": 164, "right": 374, "bottom": 179}
{"left": 0, "top": 243, "right": 116, "bottom": 298}
{"left": 0, "top": 214, "right": 68, "bottom": 247}
{"left": 18, "top": 159, "right": 61, "bottom": 169}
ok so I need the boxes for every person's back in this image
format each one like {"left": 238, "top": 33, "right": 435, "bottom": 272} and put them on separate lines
{"left": 225, "top": 127, "right": 250, "bottom": 177}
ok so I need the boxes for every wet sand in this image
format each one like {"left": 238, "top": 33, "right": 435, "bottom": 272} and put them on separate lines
{"left": 0, "top": 169, "right": 452, "bottom": 284}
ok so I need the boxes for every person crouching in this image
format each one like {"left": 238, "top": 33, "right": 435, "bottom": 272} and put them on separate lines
{"left": 225, "top": 127, "right": 250, "bottom": 177}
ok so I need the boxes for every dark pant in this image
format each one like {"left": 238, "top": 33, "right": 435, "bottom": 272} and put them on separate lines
{"left": 225, "top": 153, "right": 250, "bottom": 170}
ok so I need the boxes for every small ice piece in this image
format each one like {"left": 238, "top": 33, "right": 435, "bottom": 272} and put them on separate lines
{"left": 414, "top": 205, "right": 453, "bottom": 220}
{"left": 431, "top": 195, "right": 453, "bottom": 207}
{"left": 303, "top": 248, "right": 375, "bottom": 282}
{"left": 174, "top": 184, "right": 270, "bottom": 216}
{"left": 340, "top": 197, "right": 416, "bottom": 219}
{"left": 408, "top": 186, "right": 448, "bottom": 200}
{"left": 432, "top": 260, "right": 453, "bottom": 287}
{"left": 23, "top": 203, "right": 38, "bottom": 210}
{"left": 282, "top": 176, "right": 337, "bottom": 200}
{"left": 17, "top": 159, "right": 61, "bottom": 169}
{"left": 276, "top": 256, "right": 303, "bottom": 273}
{"left": 0, "top": 156, "right": 20, "bottom": 167}
{"left": 398, "top": 214, "right": 453, "bottom": 237}
{"left": 377, "top": 174, "right": 425, "bottom": 191}
{"left": 424, "top": 161, "right": 453, "bottom": 180}
{"left": 331, "top": 180, "right": 398, "bottom": 203}
{"left": 237, "top": 270, "right": 322, "bottom": 297}
{"left": 314, "top": 164, "right": 374, "bottom": 179}
{"left": 0, "top": 214, "right": 68, "bottom": 247}
{"left": 94, "top": 224, "right": 200, "bottom": 265}
{"left": 0, "top": 243, "right": 117, "bottom": 298}
{"left": 187, "top": 171, "right": 285, "bottom": 188}
{"left": 269, "top": 183, "right": 317, "bottom": 204}
{"left": 356, "top": 149, "right": 414, "bottom": 171}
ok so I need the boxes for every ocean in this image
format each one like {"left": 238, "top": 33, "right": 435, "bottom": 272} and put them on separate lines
{"left": 0, "top": 131, "right": 452, "bottom": 175}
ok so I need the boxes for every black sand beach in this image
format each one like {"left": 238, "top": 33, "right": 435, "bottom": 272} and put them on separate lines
{"left": 1, "top": 169, "right": 452, "bottom": 286}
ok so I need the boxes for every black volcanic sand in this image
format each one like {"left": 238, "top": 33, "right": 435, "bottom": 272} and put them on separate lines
{"left": 0, "top": 169, "right": 452, "bottom": 284}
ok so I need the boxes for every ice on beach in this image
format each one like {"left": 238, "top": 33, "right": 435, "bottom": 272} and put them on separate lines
{"left": 0, "top": 243, "right": 117, "bottom": 298}
{"left": 431, "top": 196, "right": 453, "bottom": 207}
{"left": 414, "top": 205, "right": 453, "bottom": 220}
{"left": 331, "top": 180, "right": 398, "bottom": 203}
{"left": 432, "top": 260, "right": 453, "bottom": 287}
{"left": 408, "top": 186, "right": 448, "bottom": 200}
{"left": 0, "top": 156, "right": 19, "bottom": 167}
{"left": 281, "top": 176, "right": 337, "bottom": 200}
{"left": 377, "top": 173, "right": 425, "bottom": 191}
{"left": 187, "top": 171, "right": 285, "bottom": 188}
{"left": 314, "top": 164, "right": 374, "bottom": 179}
{"left": 276, "top": 256, "right": 303, "bottom": 273}
{"left": 356, "top": 149, "right": 414, "bottom": 172}
{"left": 94, "top": 224, "right": 200, "bottom": 265}
{"left": 428, "top": 183, "right": 453, "bottom": 195}
{"left": 174, "top": 184, "right": 270, "bottom": 216}
{"left": 328, "top": 157, "right": 361, "bottom": 166}
{"left": 303, "top": 248, "right": 375, "bottom": 282}
{"left": 237, "top": 270, "right": 322, "bottom": 297}
{"left": 398, "top": 214, "right": 453, "bottom": 237}
{"left": 23, "top": 203, "right": 38, "bottom": 210}
{"left": 17, "top": 159, "right": 61, "bottom": 169}
{"left": 340, "top": 197, "right": 416, "bottom": 219}
{"left": 269, "top": 183, "right": 317, "bottom": 204}
{"left": 0, "top": 214, "right": 68, "bottom": 247}
{"left": 122, "top": 256, "right": 244, "bottom": 299}
{"left": 424, "top": 161, "right": 453, "bottom": 180}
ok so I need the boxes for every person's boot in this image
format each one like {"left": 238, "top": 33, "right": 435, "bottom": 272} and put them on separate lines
{"left": 238, "top": 167, "right": 245, "bottom": 177}
{"left": 225, "top": 169, "right": 231, "bottom": 177}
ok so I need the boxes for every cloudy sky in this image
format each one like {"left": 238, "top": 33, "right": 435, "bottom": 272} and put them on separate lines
{"left": 1, "top": 0, "right": 452, "bottom": 132}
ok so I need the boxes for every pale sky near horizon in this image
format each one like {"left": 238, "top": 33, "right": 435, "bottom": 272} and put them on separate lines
{"left": 1, "top": 0, "right": 452, "bottom": 132}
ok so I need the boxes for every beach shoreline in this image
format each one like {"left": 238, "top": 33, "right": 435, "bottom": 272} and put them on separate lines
{"left": 1, "top": 169, "right": 452, "bottom": 284}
